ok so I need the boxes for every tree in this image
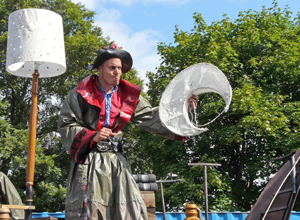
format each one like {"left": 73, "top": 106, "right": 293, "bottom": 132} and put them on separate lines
{"left": 0, "top": 0, "right": 111, "bottom": 211}
{"left": 2, "top": 0, "right": 299, "bottom": 214}
{"left": 143, "top": 0, "right": 300, "bottom": 211}
{"left": 0, "top": 0, "right": 148, "bottom": 212}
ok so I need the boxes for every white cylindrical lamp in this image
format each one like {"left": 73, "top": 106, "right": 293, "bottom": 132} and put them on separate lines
{"left": 6, "top": 8, "right": 66, "bottom": 220}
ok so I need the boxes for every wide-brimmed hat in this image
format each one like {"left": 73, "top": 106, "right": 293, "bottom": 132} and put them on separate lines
{"left": 88, "top": 43, "right": 133, "bottom": 73}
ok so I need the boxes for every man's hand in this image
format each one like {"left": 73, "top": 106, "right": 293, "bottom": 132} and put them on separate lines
{"left": 92, "top": 127, "right": 116, "bottom": 142}
{"left": 188, "top": 94, "right": 199, "bottom": 111}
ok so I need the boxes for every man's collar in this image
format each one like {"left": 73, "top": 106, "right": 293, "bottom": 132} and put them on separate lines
{"left": 99, "top": 85, "right": 118, "bottom": 95}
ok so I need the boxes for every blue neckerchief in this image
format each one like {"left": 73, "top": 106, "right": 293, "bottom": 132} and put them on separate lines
{"left": 99, "top": 85, "right": 118, "bottom": 127}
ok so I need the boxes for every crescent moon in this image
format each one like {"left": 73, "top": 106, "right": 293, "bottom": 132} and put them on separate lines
{"left": 159, "top": 63, "right": 232, "bottom": 137}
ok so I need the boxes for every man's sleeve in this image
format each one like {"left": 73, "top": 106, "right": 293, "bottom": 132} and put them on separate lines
{"left": 130, "top": 95, "right": 185, "bottom": 140}
{"left": 0, "top": 172, "right": 25, "bottom": 219}
{"left": 58, "top": 88, "right": 97, "bottom": 163}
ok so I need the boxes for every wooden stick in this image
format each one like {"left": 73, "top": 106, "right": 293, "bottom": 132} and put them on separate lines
{"left": 25, "top": 70, "right": 39, "bottom": 220}
{"left": 0, "top": 205, "right": 35, "bottom": 210}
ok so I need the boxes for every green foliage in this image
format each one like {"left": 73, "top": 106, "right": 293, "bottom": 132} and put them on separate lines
{"left": 122, "top": 67, "right": 147, "bottom": 97}
{"left": 1, "top": 0, "right": 300, "bottom": 214}
{"left": 0, "top": 0, "right": 109, "bottom": 212}
{"left": 0, "top": 0, "right": 148, "bottom": 212}
{"left": 0, "top": 107, "right": 29, "bottom": 176}
{"left": 143, "top": 0, "right": 300, "bottom": 212}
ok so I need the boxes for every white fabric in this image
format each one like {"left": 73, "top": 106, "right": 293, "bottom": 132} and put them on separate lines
{"left": 6, "top": 8, "right": 66, "bottom": 78}
{"left": 159, "top": 63, "right": 232, "bottom": 136}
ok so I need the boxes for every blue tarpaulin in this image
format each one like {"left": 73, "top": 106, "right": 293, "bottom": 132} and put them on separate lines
{"left": 32, "top": 211, "right": 300, "bottom": 219}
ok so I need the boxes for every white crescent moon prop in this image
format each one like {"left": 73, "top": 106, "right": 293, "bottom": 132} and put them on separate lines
{"left": 159, "top": 63, "right": 232, "bottom": 137}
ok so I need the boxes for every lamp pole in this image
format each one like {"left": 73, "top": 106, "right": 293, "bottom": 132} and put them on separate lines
{"left": 156, "top": 179, "right": 182, "bottom": 220}
{"left": 188, "top": 163, "right": 221, "bottom": 220}
{"left": 6, "top": 8, "right": 66, "bottom": 220}
{"left": 25, "top": 70, "right": 39, "bottom": 220}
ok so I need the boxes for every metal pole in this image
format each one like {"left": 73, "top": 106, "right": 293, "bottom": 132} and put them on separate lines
{"left": 160, "top": 182, "right": 167, "bottom": 220}
{"left": 188, "top": 163, "right": 221, "bottom": 220}
{"left": 204, "top": 166, "right": 208, "bottom": 220}
{"left": 156, "top": 179, "right": 182, "bottom": 220}
{"left": 25, "top": 70, "right": 39, "bottom": 220}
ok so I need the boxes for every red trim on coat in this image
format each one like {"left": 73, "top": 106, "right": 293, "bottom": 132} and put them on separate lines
{"left": 77, "top": 75, "right": 100, "bottom": 108}
{"left": 76, "top": 75, "right": 141, "bottom": 131}
{"left": 70, "top": 128, "right": 97, "bottom": 163}
{"left": 76, "top": 76, "right": 140, "bottom": 120}
{"left": 114, "top": 79, "right": 141, "bottom": 132}
{"left": 70, "top": 75, "right": 141, "bottom": 161}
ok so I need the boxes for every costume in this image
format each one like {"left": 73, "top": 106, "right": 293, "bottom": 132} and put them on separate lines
{"left": 0, "top": 172, "right": 25, "bottom": 219}
{"left": 58, "top": 75, "right": 181, "bottom": 220}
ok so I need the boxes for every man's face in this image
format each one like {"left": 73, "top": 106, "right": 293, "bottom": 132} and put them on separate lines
{"left": 98, "top": 58, "right": 122, "bottom": 88}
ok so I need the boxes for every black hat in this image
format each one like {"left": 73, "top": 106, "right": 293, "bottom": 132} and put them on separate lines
{"left": 89, "top": 44, "right": 133, "bottom": 73}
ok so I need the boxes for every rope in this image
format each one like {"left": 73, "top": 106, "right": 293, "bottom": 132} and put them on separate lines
{"left": 188, "top": 100, "right": 198, "bottom": 126}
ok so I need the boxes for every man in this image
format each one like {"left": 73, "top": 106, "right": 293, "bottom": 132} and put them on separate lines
{"left": 58, "top": 44, "right": 198, "bottom": 220}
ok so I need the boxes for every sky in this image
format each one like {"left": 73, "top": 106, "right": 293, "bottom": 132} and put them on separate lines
{"left": 69, "top": 0, "right": 300, "bottom": 86}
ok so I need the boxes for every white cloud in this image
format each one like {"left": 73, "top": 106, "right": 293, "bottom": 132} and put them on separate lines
{"left": 70, "top": 0, "right": 100, "bottom": 9}
{"left": 71, "top": 0, "right": 189, "bottom": 8}
{"left": 110, "top": 0, "right": 189, "bottom": 6}
{"left": 111, "top": 0, "right": 190, "bottom": 6}
{"left": 94, "top": 7, "right": 162, "bottom": 85}
{"left": 69, "top": 0, "right": 167, "bottom": 88}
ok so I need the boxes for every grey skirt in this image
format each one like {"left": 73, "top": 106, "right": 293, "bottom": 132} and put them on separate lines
{"left": 65, "top": 150, "right": 148, "bottom": 220}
